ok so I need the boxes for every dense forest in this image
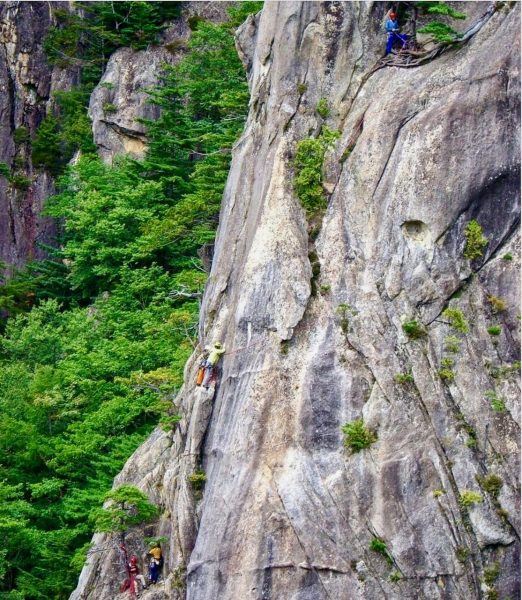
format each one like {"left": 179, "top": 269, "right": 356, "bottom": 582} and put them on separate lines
{"left": 0, "top": 2, "right": 261, "bottom": 598}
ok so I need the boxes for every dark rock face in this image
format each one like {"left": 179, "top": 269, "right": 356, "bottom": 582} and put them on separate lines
{"left": 70, "top": 3, "right": 520, "bottom": 600}
{"left": 0, "top": 1, "right": 78, "bottom": 268}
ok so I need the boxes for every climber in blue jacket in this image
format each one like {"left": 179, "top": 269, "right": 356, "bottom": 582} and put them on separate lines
{"left": 385, "top": 12, "right": 408, "bottom": 55}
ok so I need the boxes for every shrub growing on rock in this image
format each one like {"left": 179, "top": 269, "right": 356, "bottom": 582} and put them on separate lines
{"left": 463, "top": 220, "right": 487, "bottom": 260}
{"left": 188, "top": 469, "right": 206, "bottom": 491}
{"left": 476, "top": 473, "right": 503, "bottom": 499}
{"left": 394, "top": 372, "right": 414, "bottom": 384}
{"left": 294, "top": 126, "right": 340, "bottom": 215}
{"left": 487, "top": 295, "right": 507, "bottom": 314}
{"left": 342, "top": 418, "right": 377, "bottom": 452}
{"left": 485, "top": 390, "right": 506, "bottom": 413}
{"left": 402, "top": 319, "right": 425, "bottom": 339}
{"left": 459, "top": 490, "right": 483, "bottom": 508}
{"left": 442, "top": 307, "right": 469, "bottom": 333}
{"left": 487, "top": 325, "right": 502, "bottom": 336}
{"left": 369, "top": 537, "right": 392, "bottom": 565}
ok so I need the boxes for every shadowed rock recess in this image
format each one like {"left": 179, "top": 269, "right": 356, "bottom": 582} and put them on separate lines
{"left": 71, "top": 2, "right": 520, "bottom": 599}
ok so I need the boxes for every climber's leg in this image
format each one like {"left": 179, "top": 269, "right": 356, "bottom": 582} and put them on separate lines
{"left": 202, "top": 364, "right": 214, "bottom": 389}
{"left": 386, "top": 33, "right": 394, "bottom": 54}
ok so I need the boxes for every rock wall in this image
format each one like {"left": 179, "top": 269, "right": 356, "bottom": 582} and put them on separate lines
{"left": 0, "top": 1, "right": 77, "bottom": 268}
{"left": 70, "top": 2, "right": 520, "bottom": 600}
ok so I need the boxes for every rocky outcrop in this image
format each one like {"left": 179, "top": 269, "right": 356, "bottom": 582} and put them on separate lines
{"left": 0, "top": 1, "right": 78, "bottom": 268}
{"left": 70, "top": 2, "right": 520, "bottom": 600}
{"left": 89, "top": 2, "right": 234, "bottom": 163}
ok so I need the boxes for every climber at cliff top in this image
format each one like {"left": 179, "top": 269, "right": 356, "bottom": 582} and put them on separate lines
{"left": 385, "top": 11, "right": 409, "bottom": 55}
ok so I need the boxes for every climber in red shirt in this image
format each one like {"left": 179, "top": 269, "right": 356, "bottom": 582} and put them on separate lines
{"left": 128, "top": 555, "right": 147, "bottom": 598}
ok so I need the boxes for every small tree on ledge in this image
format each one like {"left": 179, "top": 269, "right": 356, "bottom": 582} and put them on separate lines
{"left": 415, "top": 1, "right": 467, "bottom": 44}
{"left": 93, "top": 484, "right": 159, "bottom": 540}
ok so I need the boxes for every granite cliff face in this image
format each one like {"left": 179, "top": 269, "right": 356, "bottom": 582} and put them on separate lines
{"left": 0, "top": 1, "right": 77, "bottom": 268}
{"left": 71, "top": 2, "right": 520, "bottom": 600}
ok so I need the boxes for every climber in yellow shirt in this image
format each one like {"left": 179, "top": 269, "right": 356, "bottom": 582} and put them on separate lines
{"left": 147, "top": 542, "right": 163, "bottom": 584}
{"left": 201, "top": 341, "right": 225, "bottom": 389}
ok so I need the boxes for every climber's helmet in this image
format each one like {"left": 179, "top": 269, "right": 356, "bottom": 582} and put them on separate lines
{"left": 389, "top": 12, "right": 397, "bottom": 19}
{"left": 214, "top": 342, "right": 222, "bottom": 349}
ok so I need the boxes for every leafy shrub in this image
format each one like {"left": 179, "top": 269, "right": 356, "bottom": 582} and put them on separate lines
{"left": 487, "top": 325, "right": 501, "bottom": 336}
{"left": 488, "top": 361, "right": 520, "bottom": 380}
{"left": 159, "top": 414, "right": 182, "bottom": 431}
{"left": 294, "top": 126, "right": 340, "bottom": 215}
{"left": 459, "top": 490, "right": 483, "bottom": 508}
{"left": 476, "top": 473, "right": 503, "bottom": 499}
{"left": 483, "top": 561, "right": 500, "bottom": 586}
{"left": 432, "top": 489, "right": 445, "bottom": 498}
{"left": 463, "top": 220, "right": 488, "bottom": 260}
{"left": 316, "top": 98, "right": 330, "bottom": 118}
{"left": 444, "top": 335, "right": 460, "bottom": 353}
{"left": 13, "top": 126, "right": 30, "bottom": 144}
{"left": 502, "top": 252, "right": 513, "bottom": 261}
{"left": 487, "top": 296, "right": 507, "bottom": 313}
{"left": 297, "top": 83, "right": 307, "bottom": 94}
{"left": 188, "top": 469, "right": 206, "bottom": 491}
{"left": 485, "top": 390, "right": 506, "bottom": 413}
{"left": 336, "top": 303, "right": 357, "bottom": 334}
{"left": 417, "top": 3, "right": 466, "bottom": 44}
{"left": 10, "top": 174, "right": 31, "bottom": 190}
{"left": 31, "top": 113, "right": 63, "bottom": 175}
{"left": 103, "top": 102, "right": 118, "bottom": 114}
{"left": 342, "top": 418, "right": 377, "bottom": 452}
{"left": 319, "top": 284, "right": 331, "bottom": 295}
{"left": 0, "top": 162, "right": 10, "bottom": 178}
{"left": 394, "top": 372, "right": 414, "bottom": 384}
{"left": 402, "top": 319, "right": 425, "bottom": 339}
{"left": 456, "top": 546, "right": 470, "bottom": 562}
{"left": 389, "top": 571, "right": 401, "bottom": 583}
{"left": 438, "top": 366, "right": 455, "bottom": 383}
{"left": 442, "top": 307, "right": 469, "bottom": 333}
{"left": 369, "top": 538, "right": 392, "bottom": 565}
{"left": 188, "top": 14, "right": 206, "bottom": 30}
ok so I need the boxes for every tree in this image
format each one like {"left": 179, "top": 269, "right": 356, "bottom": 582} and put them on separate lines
{"left": 415, "top": 2, "right": 467, "bottom": 44}
{"left": 92, "top": 485, "right": 158, "bottom": 538}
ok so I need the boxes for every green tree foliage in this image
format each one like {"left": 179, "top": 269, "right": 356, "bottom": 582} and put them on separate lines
{"left": 463, "top": 219, "right": 488, "bottom": 260}
{"left": 417, "top": 2, "right": 466, "bottom": 44}
{"left": 37, "top": 2, "right": 180, "bottom": 177}
{"left": 442, "top": 307, "right": 469, "bottom": 333}
{"left": 31, "top": 114, "right": 63, "bottom": 175}
{"left": 139, "top": 4, "right": 262, "bottom": 255}
{"left": 0, "top": 3, "right": 262, "bottom": 598}
{"left": 341, "top": 418, "right": 377, "bottom": 452}
{"left": 294, "top": 126, "right": 340, "bottom": 215}
{"left": 44, "top": 2, "right": 181, "bottom": 78}
{"left": 92, "top": 485, "right": 158, "bottom": 535}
